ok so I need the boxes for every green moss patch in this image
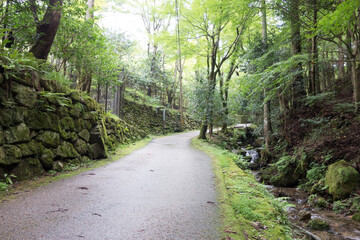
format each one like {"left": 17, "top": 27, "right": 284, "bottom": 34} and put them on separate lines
{"left": 192, "top": 138, "right": 292, "bottom": 240}
{"left": 325, "top": 160, "right": 360, "bottom": 200}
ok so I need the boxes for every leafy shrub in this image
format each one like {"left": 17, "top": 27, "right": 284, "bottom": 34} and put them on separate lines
{"left": 306, "top": 163, "right": 326, "bottom": 185}
{"left": 44, "top": 71, "right": 72, "bottom": 87}
{"left": 0, "top": 182, "right": 7, "bottom": 191}
{"left": 304, "top": 92, "right": 335, "bottom": 106}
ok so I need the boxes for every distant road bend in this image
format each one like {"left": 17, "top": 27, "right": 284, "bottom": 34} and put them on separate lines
{"left": 0, "top": 131, "right": 221, "bottom": 240}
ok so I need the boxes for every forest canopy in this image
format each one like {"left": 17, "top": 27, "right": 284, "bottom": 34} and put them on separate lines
{"left": 0, "top": 0, "right": 359, "bottom": 146}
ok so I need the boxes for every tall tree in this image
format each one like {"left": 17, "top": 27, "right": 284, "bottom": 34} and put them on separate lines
{"left": 261, "top": 0, "right": 272, "bottom": 152}
{"left": 175, "top": 0, "right": 184, "bottom": 130}
{"left": 77, "top": 0, "right": 95, "bottom": 93}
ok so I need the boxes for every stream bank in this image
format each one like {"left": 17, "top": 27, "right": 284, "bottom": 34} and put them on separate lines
{"left": 211, "top": 127, "right": 360, "bottom": 240}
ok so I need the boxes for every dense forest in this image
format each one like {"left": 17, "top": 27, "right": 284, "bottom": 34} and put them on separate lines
{"left": 1, "top": 0, "right": 360, "bottom": 237}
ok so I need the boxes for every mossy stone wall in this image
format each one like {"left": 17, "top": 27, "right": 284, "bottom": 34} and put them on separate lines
{"left": 122, "top": 98, "right": 199, "bottom": 134}
{"left": 0, "top": 72, "right": 146, "bottom": 181}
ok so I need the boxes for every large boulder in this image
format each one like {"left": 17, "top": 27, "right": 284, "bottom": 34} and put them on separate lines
{"left": 5, "top": 123, "right": 30, "bottom": 144}
{"left": 325, "top": 160, "right": 360, "bottom": 200}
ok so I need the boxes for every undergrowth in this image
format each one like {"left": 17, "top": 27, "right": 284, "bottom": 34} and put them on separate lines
{"left": 192, "top": 138, "right": 293, "bottom": 240}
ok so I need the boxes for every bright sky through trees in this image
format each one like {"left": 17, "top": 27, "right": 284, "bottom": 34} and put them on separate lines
{"left": 99, "top": 2, "right": 147, "bottom": 49}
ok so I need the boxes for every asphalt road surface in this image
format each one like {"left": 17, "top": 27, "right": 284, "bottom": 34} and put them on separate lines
{"left": 0, "top": 131, "right": 221, "bottom": 240}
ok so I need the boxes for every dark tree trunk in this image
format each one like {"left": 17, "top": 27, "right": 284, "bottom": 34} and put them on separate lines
{"left": 198, "top": 123, "right": 208, "bottom": 140}
{"left": 289, "top": 0, "right": 305, "bottom": 107}
{"left": 105, "top": 83, "right": 108, "bottom": 112}
{"left": 30, "top": 0, "right": 63, "bottom": 60}
{"left": 309, "top": 0, "right": 320, "bottom": 95}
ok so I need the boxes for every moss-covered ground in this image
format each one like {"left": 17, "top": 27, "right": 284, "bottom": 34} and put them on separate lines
{"left": 192, "top": 138, "right": 293, "bottom": 240}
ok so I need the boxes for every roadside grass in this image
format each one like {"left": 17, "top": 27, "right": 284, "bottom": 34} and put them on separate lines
{"left": 0, "top": 137, "right": 153, "bottom": 201}
{"left": 192, "top": 138, "right": 293, "bottom": 240}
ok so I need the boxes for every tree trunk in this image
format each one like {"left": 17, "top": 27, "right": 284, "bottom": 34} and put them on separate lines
{"left": 105, "top": 82, "right": 108, "bottom": 112}
{"left": 309, "top": 0, "right": 320, "bottom": 95}
{"left": 289, "top": 0, "right": 305, "bottom": 107}
{"left": 261, "top": 0, "right": 272, "bottom": 152}
{"left": 86, "top": 0, "right": 95, "bottom": 20}
{"left": 176, "top": 0, "right": 184, "bottom": 131}
{"left": 198, "top": 123, "right": 208, "bottom": 140}
{"left": 30, "top": 0, "right": 63, "bottom": 60}
{"left": 97, "top": 83, "right": 101, "bottom": 103}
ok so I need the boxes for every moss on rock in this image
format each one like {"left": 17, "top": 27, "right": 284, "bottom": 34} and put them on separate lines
{"left": 306, "top": 219, "right": 330, "bottom": 230}
{"left": 11, "top": 158, "right": 44, "bottom": 181}
{"left": 40, "top": 148, "right": 54, "bottom": 169}
{"left": 53, "top": 161, "right": 64, "bottom": 172}
{"left": 36, "top": 131, "right": 60, "bottom": 148}
{"left": 5, "top": 123, "right": 30, "bottom": 144}
{"left": 12, "top": 83, "right": 37, "bottom": 107}
{"left": 352, "top": 213, "right": 360, "bottom": 222}
{"left": 74, "top": 118, "right": 85, "bottom": 132}
{"left": 56, "top": 141, "right": 80, "bottom": 159}
{"left": 74, "top": 138, "right": 87, "bottom": 155}
{"left": 61, "top": 117, "right": 75, "bottom": 131}
{"left": 0, "top": 145, "right": 22, "bottom": 166}
{"left": 83, "top": 97, "right": 97, "bottom": 111}
{"left": 325, "top": 160, "right": 360, "bottom": 200}
{"left": 0, "top": 145, "right": 22, "bottom": 165}
{"left": 57, "top": 106, "right": 69, "bottom": 118}
{"left": 270, "top": 166, "right": 300, "bottom": 187}
{"left": 78, "top": 129, "right": 90, "bottom": 142}
{"left": 26, "top": 111, "right": 60, "bottom": 131}
{"left": 18, "top": 140, "right": 43, "bottom": 157}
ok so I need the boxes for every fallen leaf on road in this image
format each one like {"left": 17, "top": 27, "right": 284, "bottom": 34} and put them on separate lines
{"left": 77, "top": 187, "right": 89, "bottom": 190}
{"left": 92, "top": 213, "right": 102, "bottom": 217}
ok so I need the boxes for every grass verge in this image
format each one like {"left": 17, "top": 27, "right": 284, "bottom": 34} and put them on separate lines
{"left": 0, "top": 137, "right": 153, "bottom": 202}
{"left": 191, "top": 138, "right": 293, "bottom": 240}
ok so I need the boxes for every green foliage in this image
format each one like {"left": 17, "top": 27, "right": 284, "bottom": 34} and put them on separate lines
{"left": 0, "top": 47, "right": 42, "bottom": 79}
{"left": 306, "top": 162, "right": 326, "bottom": 185}
{"left": 0, "top": 173, "right": 16, "bottom": 192}
{"left": 38, "top": 92, "right": 71, "bottom": 107}
{"left": 44, "top": 71, "right": 72, "bottom": 87}
{"left": 316, "top": 0, "right": 360, "bottom": 36}
{"left": 332, "top": 200, "right": 351, "bottom": 213}
{"left": 4, "top": 173, "right": 16, "bottom": 185}
{"left": 304, "top": 92, "right": 335, "bottom": 107}
{"left": 0, "top": 182, "right": 7, "bottom": 191}
{"left": 192, "top": 138, "right": 293, "bottom": 239}
{"left": 186, "top": 71, "right": 223, "bottom": 125}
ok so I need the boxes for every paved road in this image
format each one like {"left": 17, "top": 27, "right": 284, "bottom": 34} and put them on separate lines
{"left": 0, "top": 132, "right": 221, "bottom": 240}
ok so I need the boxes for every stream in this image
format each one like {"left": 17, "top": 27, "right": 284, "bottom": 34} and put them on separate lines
{"left": 246, "top": 150, "right": 360, "bottom": 240}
